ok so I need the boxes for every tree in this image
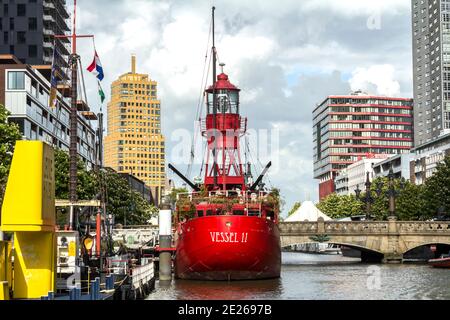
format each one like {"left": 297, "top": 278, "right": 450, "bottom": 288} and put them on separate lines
{"left": 101, "top": 169, "right": 158, "bottom": 225}
{"left": 316, "top": 193, "right": 363, "bottom": 219}
{"left": 422, "top": 156, "right": 450, "bottom": 218}
{"left": 54, "top": 149, "right": 97, "bottom": 200}
{"left": 269, "top": 188, "right": 285, "bottom": 212}
{"left": 288, "top": 202, "right": 301, "bottom": 217}
{"left": 368, "top": 177, "right": 427, "bottom": 221}
{"left": 0, "top": 104, "right": 22, "bottom": 206}
{"left": 168, "top": 187, "right": 188, "bottom": 206}
{"left": 54, "top": 150, "right": 157, "bottom": 226}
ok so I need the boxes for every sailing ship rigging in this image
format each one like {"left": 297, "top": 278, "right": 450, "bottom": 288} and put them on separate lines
{"left": 169, "top": 7, "right": 281, "bottom": 281}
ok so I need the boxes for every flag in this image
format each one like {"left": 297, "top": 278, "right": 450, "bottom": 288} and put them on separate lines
{"left": 87, "top": 50, "right": 104, "bottom": 81}
{"left": 48, "top": 48, "right": 59, "bottom": 108}
{"left": 98, "top": 80, "right": 105, "bottom": 103}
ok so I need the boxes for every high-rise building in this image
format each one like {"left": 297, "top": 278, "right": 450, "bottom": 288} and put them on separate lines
{"left": 313, "top": 91, "right": 414, "bottom": 199}
{"left": 104, "top": 55, "right": 165, "bottom": 202}
{"left": 0, "top": 0, "right": 71, "bottom": 80}
{"left": 412, "top": 0, "right": 450, "bottom": 146}
{"left": 0, "top": 54, "right": 96, "bottom": 165}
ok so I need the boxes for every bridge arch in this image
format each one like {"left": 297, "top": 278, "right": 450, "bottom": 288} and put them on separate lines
{"left": 282, "top": 240, "right": 384, "bottom": 262}
{"left": 402, "top": 242, "right": 450, "bottom": 259}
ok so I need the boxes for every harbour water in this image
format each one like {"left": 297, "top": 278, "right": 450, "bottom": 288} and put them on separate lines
{"left": 147, "top": 252, "right": 450, "bottom": 300}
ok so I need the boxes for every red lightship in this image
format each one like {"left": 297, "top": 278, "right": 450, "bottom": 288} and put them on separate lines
{"left": 168, "top": 7, "right": 281, "bottom": 281}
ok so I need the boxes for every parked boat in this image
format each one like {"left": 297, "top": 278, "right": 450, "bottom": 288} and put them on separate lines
{"left": 429, "top": 255, "right": 450, "bottom": 268}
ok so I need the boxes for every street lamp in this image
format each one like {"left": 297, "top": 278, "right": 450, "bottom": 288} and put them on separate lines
{"left": 374, "top": 165, "right": 405, "bottom": 220}
{"left": 355, "top": 172, "right": 374, "bottom": 221}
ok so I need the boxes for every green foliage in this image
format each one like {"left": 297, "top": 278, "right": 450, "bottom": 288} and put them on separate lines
{"left": 422, "top": 156, "right": 450, "bottom": 218}
{"left": 0, "top": 104, "right": 22, "bottom": 205}
{"left": 365, "top": 177, "right": 428, "bottom": 221}
{"left": 268, "top": 187, "right": 284, "bottom": 212}
{"left": 54, "top": 149, "right": 97, "bottom": 200}
{"left": 316, "top": 193, "right": 363, "bottom": 219}
{"left": 288, "top": 202, "right": 301, "bottom": 216}
{"left": 54, "top": 149, "right": 157, "bottom": 226}
{"left": 309, "top": 234, "right": 330, "bottom": 243}
{"left": 317, "top": 157, "right": 450, "bottom": 221}
{"left": 168, "top": 187, "right": 188, "bottom": 206}
{"left": 98, "top": 169, "right": 158, "bottom": 225}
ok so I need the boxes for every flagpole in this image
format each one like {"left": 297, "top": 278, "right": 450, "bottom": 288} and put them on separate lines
{"left": 55, "top": 0, "right": 94, "bottom": 230}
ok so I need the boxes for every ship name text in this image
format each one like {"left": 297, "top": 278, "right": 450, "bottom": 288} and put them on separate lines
{"left": 209, "top": 232, "right": 249, "bottom": 243}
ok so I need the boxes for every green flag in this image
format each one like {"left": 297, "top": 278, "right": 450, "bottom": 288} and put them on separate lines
{"left": 98, "top": 81, "right": 105, "bottom": 103}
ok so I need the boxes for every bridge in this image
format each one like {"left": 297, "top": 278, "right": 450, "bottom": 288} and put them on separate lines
{"left": 279, "top": 218, "right": 450, "bottom": 263}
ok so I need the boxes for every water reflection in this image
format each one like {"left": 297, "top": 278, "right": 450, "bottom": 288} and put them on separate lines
{"left": 147, "top": 252, "right": 450, "bottom": 300}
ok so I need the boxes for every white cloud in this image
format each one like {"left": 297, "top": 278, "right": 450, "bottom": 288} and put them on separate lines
{"left": 302, "top": 0, "right": 409, "bottom": 16}
{"left": 349, "top": 64, "right": 401, "bottom": 96}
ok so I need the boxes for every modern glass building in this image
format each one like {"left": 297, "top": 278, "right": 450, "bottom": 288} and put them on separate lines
{"left": 0, "top": 54, "right": 96, "bottom": 166}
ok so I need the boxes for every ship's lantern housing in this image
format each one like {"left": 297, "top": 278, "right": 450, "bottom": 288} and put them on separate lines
{"left": 206, "top": 73, "right": 240, "bottom": 115}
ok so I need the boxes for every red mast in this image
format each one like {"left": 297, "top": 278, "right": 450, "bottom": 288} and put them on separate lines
{"left": 203, "top": 63, "right": 247, "bottom": 191}
{"left": 202, "top": 7, "right": 247, "bottom": 192}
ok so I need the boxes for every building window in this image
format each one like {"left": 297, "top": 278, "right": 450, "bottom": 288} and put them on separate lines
{"left": 8, "top": 71, "right": 25, "bottom": 90}
{"left": 28, "top": 17, "right": 37, "bottom": 30}
{"left": 28, "top": 45, "right": 37, "bottom": 57}
{"left": 3, "top": 31, "right": 8, "bottom": 44}
{"left": 10, "top": 45, "right": 14, "bottom": 54}
{"left": 17, "top": 31, "right": 26, "bottom": 44}
{"left": 17, "top": 4, "right": 26, "bottom": 16}
{"left": 3, "top": 4, "right": 8, "bottom": 16}
{"left": 9, "top": 18, "right": 14, "bottom": 30}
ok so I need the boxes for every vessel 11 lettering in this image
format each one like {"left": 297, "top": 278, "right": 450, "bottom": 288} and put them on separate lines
{"left": 210, "top": 232, "right": 248, "bottom": 243}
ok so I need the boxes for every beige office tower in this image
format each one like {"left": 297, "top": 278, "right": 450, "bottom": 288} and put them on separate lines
{"left": 104, "top": 55, "right": 165, "bottom": 203}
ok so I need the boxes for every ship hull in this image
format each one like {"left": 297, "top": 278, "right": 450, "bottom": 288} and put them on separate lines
{"left": 429, "top": 257, "right": 450, "bottom": 268}
{"left": 174, "top": 216, "right": 281, "bottom": 280}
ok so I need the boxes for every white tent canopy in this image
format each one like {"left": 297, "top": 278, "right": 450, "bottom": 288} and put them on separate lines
{"left": 284, "top": 201, "right": 332, "bottom": 222}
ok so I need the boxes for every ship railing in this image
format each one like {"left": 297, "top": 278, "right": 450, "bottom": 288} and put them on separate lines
{"left": 176, "top": 190, "right": 272, "bottom": 207}
{"left": 176, "top": 190, "right": 267, "bottom": 200}
{"left": 239, "top": 117, "right": 247, "bottom": 135}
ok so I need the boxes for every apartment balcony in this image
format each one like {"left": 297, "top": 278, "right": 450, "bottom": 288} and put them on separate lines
{"left": 57, "top": 83, "right": 71, "bottom": 98}
{"left": 48, "top": 0, "right": 71, "bottom": 19}
{"left": 76, "top": 100, "right": 90, "bottom": 112}
{"left": 55, "top": 14, "right": 70, "bottom": 32}
{"left": 81, "top": 111, "right": 98, "bottom": 121}
{"left": 43, "top": 0, "right": 55, "bottom": 10}
{"left": 43, "top": 14, "right": 56, "bottom": 24}
{"left": 43, "top": 26, "right": 55, "bottom": 36}
{"left": 42, "top": 54, "right": 52, "bottom": 64}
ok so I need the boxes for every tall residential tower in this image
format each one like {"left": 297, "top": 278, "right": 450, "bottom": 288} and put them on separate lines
{"left": 0, "top": 0, "right": 71, "bottom": 80}
{"left": 412, "top": 0, "right": 450, "bottom": 146}
{"left": 104, "top": 55, "right": 165, "bottom": 201}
